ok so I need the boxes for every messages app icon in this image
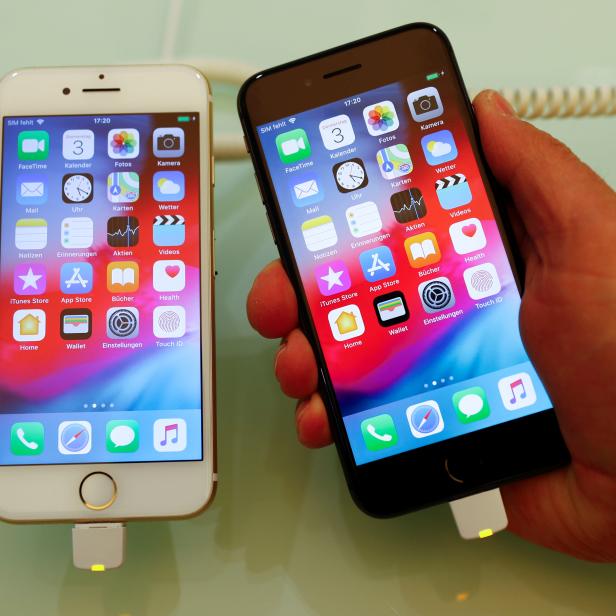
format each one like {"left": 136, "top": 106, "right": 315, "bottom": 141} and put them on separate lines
{"left": 453, "top": 386, "right": 490, "bottom": 424}
{"left": 276, "top": 128, "right": 311, "bottom": 164}
{"left": 106, "top": 420, "right": 139, "bottom": 453}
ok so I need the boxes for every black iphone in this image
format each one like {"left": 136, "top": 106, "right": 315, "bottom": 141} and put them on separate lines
{"left": 238, "top": 23, "right": 569, "bottom": 516}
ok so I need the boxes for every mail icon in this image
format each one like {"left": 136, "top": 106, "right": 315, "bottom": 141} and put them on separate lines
{"left": 289, "top": 173, "right": 324, "bottom": 208}
{"left": 16, "top": 174, "right": 48, "bottom": 206}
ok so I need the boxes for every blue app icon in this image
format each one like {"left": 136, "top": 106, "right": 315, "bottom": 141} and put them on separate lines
{"left": 359, "top": 246, "right": 396, "bottom": 282}
{"left": 60, "top": 262, "right": 93, "bottom": 294}
{"left": 289, "top": 172, "right": 324, "bottom": 208}
{"left": 153, "top": 171, "right": 185, "bottom": 202}
{"left": 153, "top": 214, "right": 186, "bottom": 246}
{"left": 16, "top": 173, "right": 48, "bottom": 205}
{"left": 435, "top": 173, "right": 472, "bottom": 209}
{"left": 421, "top": 130, "right": 458, "bottom": 166}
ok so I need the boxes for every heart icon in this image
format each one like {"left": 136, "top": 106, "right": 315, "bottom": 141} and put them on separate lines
{"left": 462, "top": 224, "right": 476, "bottom": 237}
{"left": 165, "top": 265, "right": 180, "bottom": 278}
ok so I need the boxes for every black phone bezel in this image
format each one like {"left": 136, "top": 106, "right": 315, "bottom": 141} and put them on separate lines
{"left": 238, "top": 22, "right": 569, "bottom": 517}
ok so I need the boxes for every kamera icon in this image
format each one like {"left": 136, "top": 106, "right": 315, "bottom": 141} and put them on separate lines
{"left": 407, "top": 87, "right": 444, "bottom": 122}
{"left": 153, "top": 127, "right": 185, "bottom": 158}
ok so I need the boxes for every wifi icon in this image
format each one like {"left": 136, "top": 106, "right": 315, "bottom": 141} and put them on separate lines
{"left": 288, "top": 117, "right": 296, "bottom": 124}
{"left": 36, "top": 119, "right": 44, "bottom": 126}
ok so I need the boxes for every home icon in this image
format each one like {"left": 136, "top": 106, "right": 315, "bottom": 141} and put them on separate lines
{"left": 335, "top": 310, "right": 358, "bottom": 335}
{"left": 18, "top": 312, "right": 41, "bottom": 336}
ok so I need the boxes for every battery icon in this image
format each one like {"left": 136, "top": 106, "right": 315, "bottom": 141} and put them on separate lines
{"left": 426, "top": 72, "right": 440, "bottom": 81}
{"left": 177, "top": 115, "right": 190, "bottom": 122}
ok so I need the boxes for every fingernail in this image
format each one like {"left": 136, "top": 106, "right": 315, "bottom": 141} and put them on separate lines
{"left": 491, "top": 90, "right": 516, "bottom": 117}
{"left": 274, "top": 338, "right": 287, "bottom": 380}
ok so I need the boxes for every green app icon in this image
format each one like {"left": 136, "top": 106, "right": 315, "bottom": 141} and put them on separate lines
{"left": 11, "top": 422, "right": 45, "bottom": 456}
{"left": 453, "top": 386, "right": 491, "bottom": 424}
{"left": 360, "top": 414, "right": 398, "bottom": 451}
{"left": 106, "top": 420, "right": 139, "bottom": 453}
{"left": 275, "top": 128, "right": 311, "bottom": 164}
{"left": 18, "top": 130, "right": 49, "bottom": 161}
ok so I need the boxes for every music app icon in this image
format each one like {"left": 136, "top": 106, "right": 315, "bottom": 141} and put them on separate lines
{"left": 153, "top": 418, "right": 187, "bottom": 452}
{"left": 498, "top": 372, "right": 537, "bottom": 411}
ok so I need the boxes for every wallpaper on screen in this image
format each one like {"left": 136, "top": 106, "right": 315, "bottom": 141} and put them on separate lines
{"left": 0, "top": 113, "right": 202, "bottom": 414}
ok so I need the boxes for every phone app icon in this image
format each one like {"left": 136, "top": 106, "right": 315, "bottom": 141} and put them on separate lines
{"left": 106, "top": 307, "right": 139, "bottom": 339}
{"left": 60, "top": 308, "right": 92, "bottom": 340}
{"left": 360, "top": 414, "right": 398, "bottom": 451}
{"left": 63, "top": 129, "right": 95, "bottom": 160}
{"left": 107, "top": 172, "right": 140, "bottom": 203}
{"left": 463, "top": 262, "right": 501, "bottom": 300}
{"left": 407, "top": 401, "right": 444, "bottom": 438}
{"left": 404, "top": 232, "right": 441, "bottom": 268}
{"left": 315, "top": 260, "right": 351, "bottom": 296}
{"left": 15, "top": 218, "right": 47, "bottom": 250}
{"left": 301, "top": 216, "right": 337, "bottom": 252}
{"left": 154, "top": 215, "right": 185, "bottom": 246}
{"left": 276, "top": 128, "right": 311, "bottom": 164}
{"left": 154, "top": 418, "right": 187, "bottom": 452}
{"left": 61, "top": 217, "right": 94, "bottom": 249}
{"left": 106, "top": 420, "right": 139, "bottom": 453}
{"left": 453, "top": 386, "right": 491, "bottom": 424}
{"left": 498, "top": 372, "right": 537, "bottom": 411}
{"left": 62, "top": 173, "right": 93, "bottom": 204}
{"left": 107, "top": 216, "right": 140, "bottom": 247}
{"left": 107, "top": 261, "right": 139, "bottom": 293}
{"left": 153, "top": 306, "right": 186, "bottom": 338}
{"left": 377, "top": 144, "right": 413, "bottom": 180}
{"left": 449, "top": 218, "right": 487, "bottom": 254}
{"left": 436, "top": 174, "right": 472, "bottom": 209}
{"left": 418, "top": 277, "right": 456, "bottom": 313}
{"left": 153, "top": 127, "right": 185, "bottom": 158}
{"left": 11, "top": 422, "right": 44, "bottom": 456}
{"left": 319, "top": 114, "right": 355, "bottom": 150}
{"left": 58, "top": 421, "right": 92, "bottom": 455}
{"left": 60, "top": 262, "right": 93, "bottom": 294}
{"left": 18, "top": 130, "right": 49, "bottom": 160}
{"left": 13, "top": 309, "right": 46, "bottom": 342}
{"left": 374, "top": 291, "right": 409, "bottom": 327}
{"left": 359, "top": 246, "right": 396, "bottom": 282}
{"left": 290, "top": 173, "right": 324, "bottom": 208}
{"left": 108, "top": 128, "right": 139, "bottom": 159}
{"left": 153, "top": 260, "right": 186, "bottom": 292}
{"left": 153, "top": 171, "right": 185, "bottom": 201}
{"left": 421, "top": 130, "right": 458, "bottom": 165}
{"left": 333, "top": 158, "right": 368, "bottom": 193}
{"left": 345, "top": 201, "right": 382, "bottom": 238}
{"left": 328, "top": 304, "right": 365, "bottom": 341}
{"left": 362, "top": 100, "right": 399, "bottom": 136}
{"left": 390, "top": 188, "right": 427, "bottom": 223}
{"left": 14, "top": 263, "right": 46, "bottom": 295}
{"left": 16, "top": 174, "right": 48, "bottom": 205}
{"left": 408, "top": 86, "right": 444, "bottom": 122}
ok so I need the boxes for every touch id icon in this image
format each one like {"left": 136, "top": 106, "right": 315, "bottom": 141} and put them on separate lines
{"left": 406, "top": 401, "right": 444, "bottom": 438}
{"left": 154, "top": 418, "right": 187, "bottom": 452}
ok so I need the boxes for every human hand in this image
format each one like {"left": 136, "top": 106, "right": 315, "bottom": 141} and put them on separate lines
{"left": 246, "top": 90, "right": 616, "bottom": 561}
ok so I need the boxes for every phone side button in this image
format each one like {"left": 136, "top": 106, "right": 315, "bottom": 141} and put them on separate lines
{"left": 79, "top": 472, "right": 117, "bottom": 511}
{"left": 265, "top": 211, "right": 277, "bottom": 245}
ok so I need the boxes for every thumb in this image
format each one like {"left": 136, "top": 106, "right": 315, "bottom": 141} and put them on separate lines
{"left": 473, "top": 90, "right": 615, "bottom": 264}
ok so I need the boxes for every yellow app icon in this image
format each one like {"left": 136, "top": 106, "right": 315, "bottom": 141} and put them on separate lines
{"left": 107, "top": 261, "right": 139, "bottom": 293}
{"left": 404, "top": 232, "right": 441, "bottom": 268}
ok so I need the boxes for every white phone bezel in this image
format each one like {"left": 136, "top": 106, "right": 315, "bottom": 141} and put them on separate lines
{"left": 0, "top": 65, "right": 215, "bottom": 522}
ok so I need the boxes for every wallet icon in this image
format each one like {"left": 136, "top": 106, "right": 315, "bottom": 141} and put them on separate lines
{"left": 16, "top": 174, "right": 48, "bottom": 205}
{"left": 290, "top": 174, "right": 324, "bottom": 208}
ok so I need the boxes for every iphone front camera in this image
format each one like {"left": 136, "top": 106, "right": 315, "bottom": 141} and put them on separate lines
{"left": 98, "top": 73, "right": 105, "bottom": 80}
{"left": 62, "top": 87, "right": 70, "bottom": 95}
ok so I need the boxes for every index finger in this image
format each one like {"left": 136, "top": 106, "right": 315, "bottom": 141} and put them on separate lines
{"left": 246, "top": 260, "right": 299, "bottom": 338}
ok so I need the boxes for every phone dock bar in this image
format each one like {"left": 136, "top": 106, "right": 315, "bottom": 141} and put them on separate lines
{"left": 72, "top": 523, "right": 126, "bottom": 571}
{"left": 449, "top": 488, "right": 508, "bottom": 540}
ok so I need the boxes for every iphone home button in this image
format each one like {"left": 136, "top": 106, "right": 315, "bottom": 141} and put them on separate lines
{"left": 79, "top": 472, "right": 117, "bottom": 511}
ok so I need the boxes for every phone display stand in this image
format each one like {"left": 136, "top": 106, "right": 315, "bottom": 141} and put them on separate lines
{"left": 449, "top": 488, "right": 508, "bottom": 539}
{"left": 72, "top": 523, "right": 126, "bottom": 571}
